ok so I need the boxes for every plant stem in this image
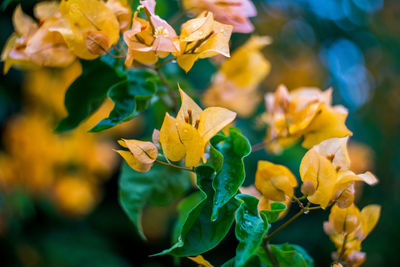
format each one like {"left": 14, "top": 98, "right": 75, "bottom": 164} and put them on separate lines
{"left": 156, "top": 57, "right": 176, "bottom": 70}
{"left": 264, "top": 208, "right": 305, "bottom": 242}
{"left": 264, "top": 202, "right": 320, "bottom": 243}
{"left": 155, "top": 159, "right": 193, "bottom": 172}
{"left": 155, "top": 68, "right": 179, "bottom": 112}
{"left": 292, "top": 196, "right": 304, "bottom": 209}
{"left": 251, "top": 137, "right": 279, "bottom": 153}
{"left": 337, "top": 233, "right": 349, "bottom": 262}
{"left": 251, "top": 141, "right": 266, "bottom": 152}
{"left": 263, "top": 241, "right": 280, "bottom": 267}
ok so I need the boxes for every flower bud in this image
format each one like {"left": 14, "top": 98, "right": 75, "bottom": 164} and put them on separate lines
{"left": 334, "top": 184, "right": 355, "bottom": 209}
{"left": 301, "top": 180, "right": 316, "bottom": 196}
{"left": 85, "top": 30, "right": 110, "bottom": 56}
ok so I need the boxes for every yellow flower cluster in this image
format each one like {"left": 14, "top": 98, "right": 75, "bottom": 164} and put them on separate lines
{"left": 1, "top": 0, "right": 131, "bottom": 73}
{"left": 115, "top": 88, "right": 236, "bottom": 170}
{"left": 263, "top": 85, "right": 352, "bottom": 153}
{"left": 2, "top": 0, "right": 236, "bottom": 74}
{"left": 324, "top": 204, "right": 381, "bottom": 266}
{"left": 245, "top": 136, "right": 380, "bottom": 265}
{"left": 124, "top": 0, "right": 233, "bottom": 72}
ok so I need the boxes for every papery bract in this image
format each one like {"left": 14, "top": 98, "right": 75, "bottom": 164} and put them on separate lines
{"left": 124, "top": 0, "right": 179, "bottom": 65}
{"left": 176, "top": 12, "right": 233, "bottom": 72}
{"left": 159, "top": 88, "right": 236, "bottom": 167}
{"left": 263, "top": 85, "right": 353, "bottom": 153}
{"left": 50, "top": 0, "right": 120, "bottom": 59}
{"left": 106, "top": 0, "right": 132, "bottom": 33}
{"left": 255, "top": 161, "right": 298, "bottom": 202}
{"left": 1, "top": 4, "right": 76, "bottom": 74}
{"left": 300, "top": 137, "right": 378, "bottom": 209}
{"left": 114, "top": 139, "right": 158, "bottom": 172}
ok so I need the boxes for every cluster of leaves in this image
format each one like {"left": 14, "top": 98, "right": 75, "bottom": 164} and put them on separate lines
{"left": 56, "top": 55, "right": 161, "bottom": 132}
{"left": 119, "top": 127, "right": 313, "bottom": 266}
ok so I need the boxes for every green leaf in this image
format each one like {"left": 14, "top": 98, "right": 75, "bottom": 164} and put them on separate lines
{"left": 172, "top": 192, "right": 203, "bottom": 243}
{"left": 156, "top": 166, "right": 239, "bottom": 257}
{"left": 222, "top": 255, "right": 267, "bottom": 267}
{"left": 118, "top": 162, "right": 191, "bottom": 240}
{"left": 56, "top": 59, "right": 121, "bottom": 132}
{"left": 211, "top": 128, "right": 251, "bottom": 220}
{"left": 234, "top": 194, "right": 270, "bottom": 267}
{"left": 258, "top": 243, "right": 314, "bottom": 267}
{"left": 262, "top": 202, "right": 287, "bottom": 224}
{"left": 204, "top": 134, "right": 225, "bottom": 172}
{"left": 90, "top": 69, "right": 159, "bottom": 132}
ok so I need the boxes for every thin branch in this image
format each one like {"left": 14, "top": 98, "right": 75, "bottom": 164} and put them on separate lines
{"left": 337, "top": 233, "right": 349, "bottom": 263}
{"left": 264, "top": 208, "right": 305, "bottom": 242}
{"left": 155, "top": 159, "right": 194, "bottom": 172}
{"left": 156, "top": 57, "right": 176, "bottom": 70}
{"left": 292, "top": 196, "right": 304, "bottom": 209}
{"left": 264, "top": 202, "right": 319, "bottom": 242}
{"left": 155, "top": 68, "right": 179, "bottom": 112}
{"left": 251, "top": 137, "right": 279, "bottom": 153}
{"left": 263, "top": 241, "right": 280, "bottom": 267}
{"left": 307, "top": 206, "right": 322, "bottom": 211}
{"left": 251, "top": 141, "right": 267, "bottom": 152}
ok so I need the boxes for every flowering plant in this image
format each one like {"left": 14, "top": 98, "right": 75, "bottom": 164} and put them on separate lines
{"left": 0, "top": 1, "right": 382, "bottom": 266}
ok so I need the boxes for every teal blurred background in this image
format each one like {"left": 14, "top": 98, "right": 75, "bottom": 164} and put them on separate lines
{"left": 1, "top": 0, "right": 399, "bottom": 266}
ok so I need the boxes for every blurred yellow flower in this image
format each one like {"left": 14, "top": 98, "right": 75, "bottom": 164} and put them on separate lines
{"left": 176, "top": 12, "right": 233, "bottom": 72}
{"left": 1, "top": 5, "right": 76, "bottom": 74}
{"left": 263, "top": 85, "right": 353, "bottom": 153}
{"left": 300, "top": 137, "right": 378, "bottom": 209}
{"left": 324, "top": 204, "right": 380, "bottom": 267}
{"left": 220, "top": 36, "right": 271, "bottom": 89}
{"left": 255, "top": 161, "right": 298, "bottom": 202}
{"left": 53, "top": 176, "right": 99, "bottom": 217}
{"left": 203, "top": 36, "right": 271, "bottom": 117}
{"left": 106, "top": 0, "right": 132, "bottom": 33}
{"left": 23, "top": 60, "right": 82, "bottom": 117}
{"left": 50, "top": 0, "right": 120, "bottom": 59}
{"left": 159, "top": 88, "right": 236, "bottom": 167}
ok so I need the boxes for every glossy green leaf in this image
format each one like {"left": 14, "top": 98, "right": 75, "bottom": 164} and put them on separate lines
{"left": 56, "top": 59, "right": 121, "bottom": 132}
{"left": 234, "top": 194, "right": 269, "bottom": 267}
{"left": 90, "top": 69, "right": 159, "bottom": 132}
{"left": 204, "top": 133, "right": 225, "bottom": 172}
{"left": 118, "top": 162, "right": 191, "bottom": 240}
{"left": 211, "top": 128, "right": 251, "bottom": 220}
{"left": 156, "top": 166, "right": 239, "bottom": 257}
{"left": 172, "top": 192, "right": 203, "bottom": 243}
{"left": 258, "top": 243, "right": 314, "bottom": 267}
{"left": 222, "top": 255, "right": 267, "bottom": 267}
{"left": 262, "top": 202, "right": 287, "bottom": 224}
